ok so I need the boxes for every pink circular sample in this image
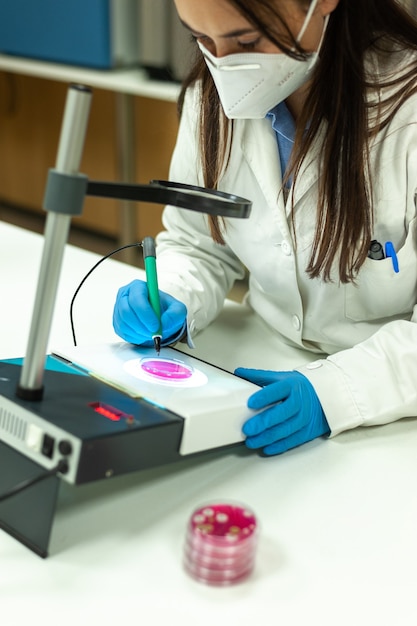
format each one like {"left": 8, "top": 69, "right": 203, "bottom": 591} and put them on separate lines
{"left": 184, "top": 502, "right": 258, "bottom": 586}
{"left": 140, "top": 358, "right": 193, "bottom": 381}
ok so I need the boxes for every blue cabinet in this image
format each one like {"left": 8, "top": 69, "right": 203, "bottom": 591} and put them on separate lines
{"left": 0, "top": 0, "right": 139, "bottom": 69}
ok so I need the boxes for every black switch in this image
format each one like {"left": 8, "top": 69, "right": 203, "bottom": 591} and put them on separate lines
{"left": 41, "top": 434, "right": 55, "bottom": 458}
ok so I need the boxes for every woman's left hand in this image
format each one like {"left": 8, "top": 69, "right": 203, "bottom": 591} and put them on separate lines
{"left": 234, "top": 369, "right": 330, "bottom": 456}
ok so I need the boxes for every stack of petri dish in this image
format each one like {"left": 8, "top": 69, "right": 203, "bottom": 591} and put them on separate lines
{"left": 184, "top": 502, "right": 258, "bottom": 586}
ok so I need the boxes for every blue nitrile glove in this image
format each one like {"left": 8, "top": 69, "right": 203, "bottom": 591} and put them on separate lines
{"left": 234, "top": 369, "right": 330, "bottom": 456}
{"left": 113, "top": 279, "right": 187, "bottom": 346}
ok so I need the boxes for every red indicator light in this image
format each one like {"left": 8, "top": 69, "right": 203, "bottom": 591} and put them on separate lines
{"left": 95, "top": 406, "right": 120, "bottom": 421}
{"left": 88, "top": 402, "right": 133, "bottom": 423}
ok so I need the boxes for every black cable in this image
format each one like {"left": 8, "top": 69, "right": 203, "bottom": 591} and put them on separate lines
{"left": 69, "top": 242, "right": 142, "bottom": 346}
{"left": 0, "top": 459, "right": 68, "bottom": 504}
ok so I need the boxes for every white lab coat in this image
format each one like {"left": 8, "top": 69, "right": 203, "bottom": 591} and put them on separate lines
{"left": 155, "top": 53, "right": 417, "bottom": 437}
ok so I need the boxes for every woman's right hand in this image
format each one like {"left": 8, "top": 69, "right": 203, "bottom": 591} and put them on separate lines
{"left": 113, "top": 280, "right": 187, "bottom": 346}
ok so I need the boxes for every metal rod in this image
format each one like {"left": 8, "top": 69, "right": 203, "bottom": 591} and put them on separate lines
{"left": 18, "top": 85, "right": 92, "bottom": 398}
{"left": 115, "top": 91, "right": 138, "bottom": 265}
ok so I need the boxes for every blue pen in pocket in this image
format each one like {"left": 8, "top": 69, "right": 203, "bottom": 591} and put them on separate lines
{"left": 385, "top": 241, "right": 399, "bottom": 273}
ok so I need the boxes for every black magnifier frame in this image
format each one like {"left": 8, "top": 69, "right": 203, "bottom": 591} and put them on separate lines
{"left": 86, "top": 179, "right": 252, "bottom": 218}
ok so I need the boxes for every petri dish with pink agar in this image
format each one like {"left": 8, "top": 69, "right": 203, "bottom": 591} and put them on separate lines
{"left": 183, "top": 502, "right": 258, "bottom": 586}
{"left": 123, "top": 356, "right": 208, "bottom": 388}
{"left": 140, "top": 357, "right": 193, "bottom": 381}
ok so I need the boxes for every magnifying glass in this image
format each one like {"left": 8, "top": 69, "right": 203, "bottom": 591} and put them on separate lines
{"left": 86, "top": 179, "right": 252, "bottom": 218}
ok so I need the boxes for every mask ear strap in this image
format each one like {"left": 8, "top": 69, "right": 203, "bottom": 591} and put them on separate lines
{"left": 316, "top": 14, "right": 330, "bottom": 55}
{"left": 297, "top": 0, "right": 320, "bottom": 43}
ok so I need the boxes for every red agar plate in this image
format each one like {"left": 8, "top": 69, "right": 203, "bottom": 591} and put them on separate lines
{"left": 183, "top": 502, "right": 258, "bottom": 586}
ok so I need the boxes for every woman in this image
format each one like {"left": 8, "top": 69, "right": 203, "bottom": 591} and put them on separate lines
{"left": 114, "top": 0, "right": 417, "bottom": 455}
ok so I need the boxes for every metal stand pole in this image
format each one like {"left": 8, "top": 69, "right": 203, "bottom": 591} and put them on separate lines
{"left": 17, "top": 84, "right": 92, "bottom": 399}
{"left": 115, "top": 92, "right": 138, "bottom": 265}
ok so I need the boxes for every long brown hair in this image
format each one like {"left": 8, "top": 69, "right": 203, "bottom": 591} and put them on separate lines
{"left": 178, "top": 0, "right": 417, "bottom": 283}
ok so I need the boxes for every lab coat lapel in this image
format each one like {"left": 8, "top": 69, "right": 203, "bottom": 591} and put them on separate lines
{"left": 288, "top": 126, "right": 326, "bottom": 212}
{"left": 240, "top": 118, "right": 285, "bottom": 210}
{"left": 240, "top": 118, "right": 322, "bottom": 217}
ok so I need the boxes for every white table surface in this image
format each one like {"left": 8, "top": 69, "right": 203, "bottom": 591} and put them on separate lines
{"left": 1, "top": 221, "right": 417, "bottom": 626}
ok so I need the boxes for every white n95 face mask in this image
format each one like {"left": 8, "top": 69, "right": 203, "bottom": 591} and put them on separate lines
{"left": 198, "top": 0, "right": 328, "bottom": 119}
